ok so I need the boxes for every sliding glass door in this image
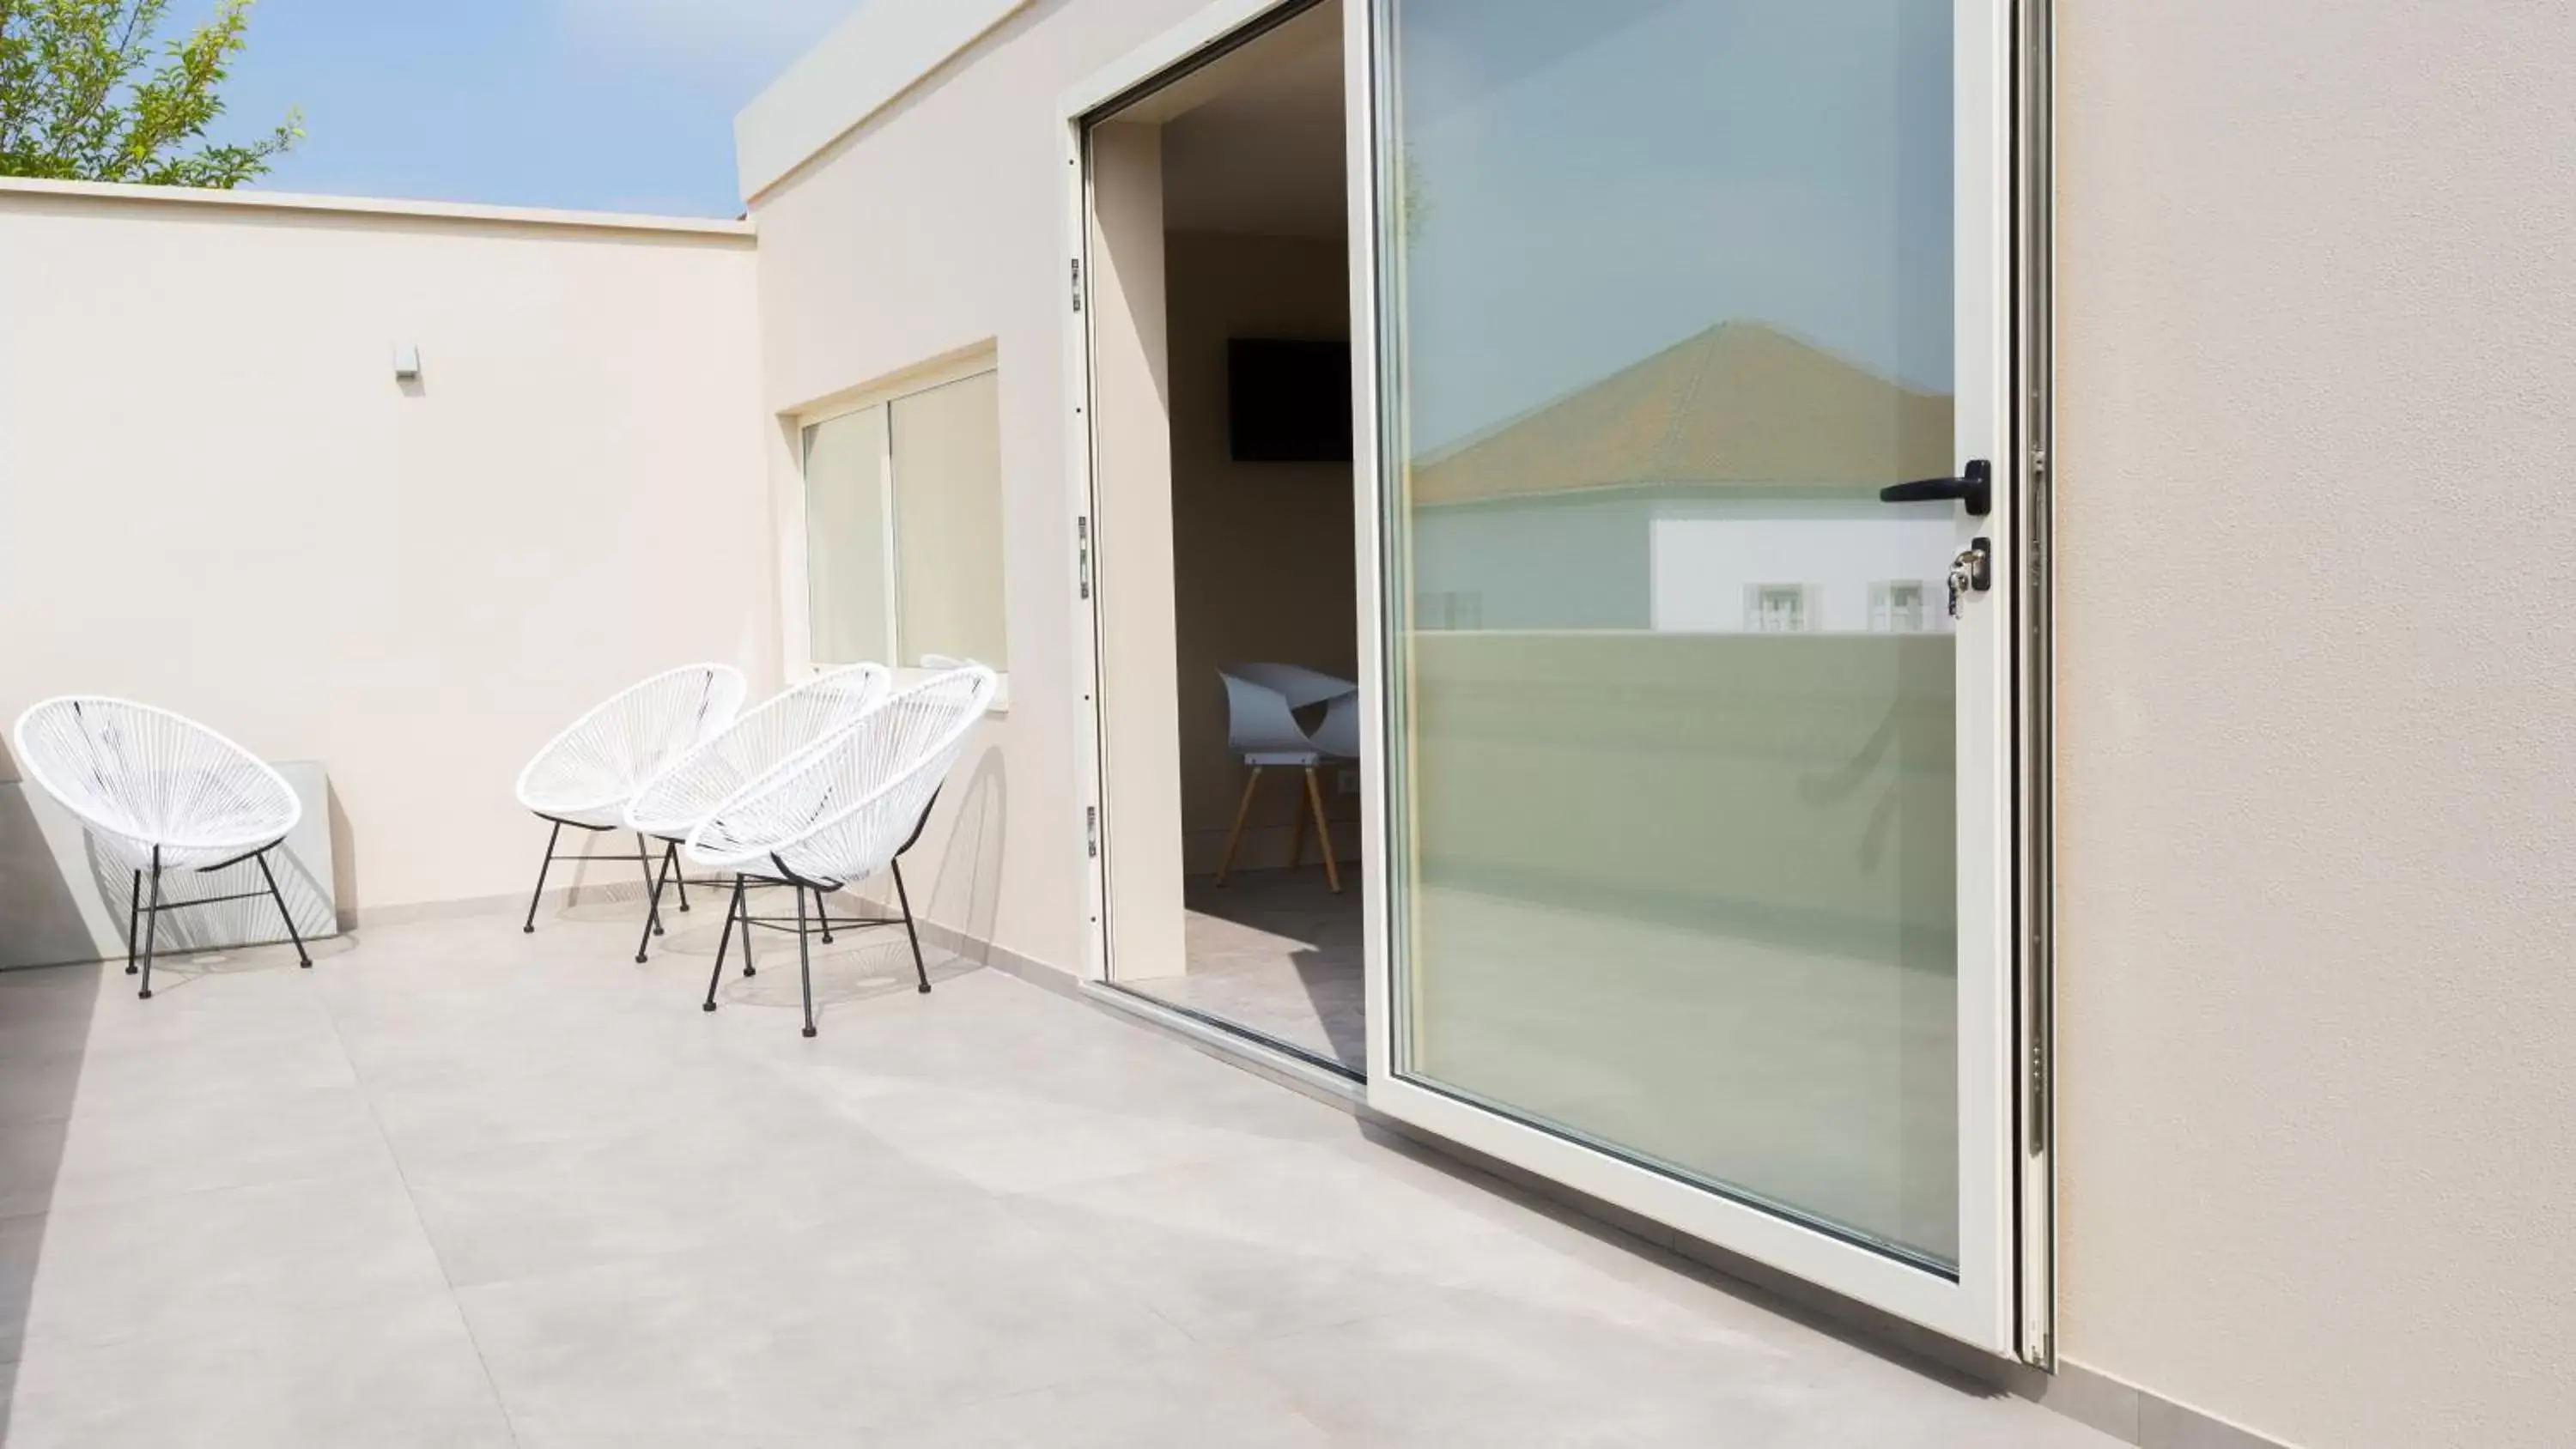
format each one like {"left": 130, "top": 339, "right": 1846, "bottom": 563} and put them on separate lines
{"left": 1357, "top": 0, "right": 2023, "bottom": 1349}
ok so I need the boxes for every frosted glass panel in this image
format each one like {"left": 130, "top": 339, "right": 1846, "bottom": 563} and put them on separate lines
{"left": 803, "top": 407, "right": 891, "bottom": 667}
{"left": 890, "top": 370, "right": 1009, "bottom": 670}
{"left": 1380, "top": 0, "right": 1961, "bottom": 1266}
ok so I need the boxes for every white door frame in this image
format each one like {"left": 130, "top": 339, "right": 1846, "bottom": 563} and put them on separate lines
{"left": 1345, "top": 0, "right": 2048, "bottom": 1360}
{"left": 1060, "top": 0, "right": 2054, "bottom": 1364}
{"left": 1057, "top": 0, "right": 1346, "bottom": 997}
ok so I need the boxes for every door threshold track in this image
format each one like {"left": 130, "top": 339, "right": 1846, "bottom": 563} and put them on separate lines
{"left": 1079, "top": 979, "right": 1365, "bottom": 1111}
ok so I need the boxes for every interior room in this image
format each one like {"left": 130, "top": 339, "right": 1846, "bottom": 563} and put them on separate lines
{"left": 1085, "top": 1, "right": 1364, "bottom": 1073}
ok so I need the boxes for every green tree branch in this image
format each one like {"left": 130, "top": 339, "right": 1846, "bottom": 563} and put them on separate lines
{"left": 0, "top": 0, "right": 299, "bottom": 188}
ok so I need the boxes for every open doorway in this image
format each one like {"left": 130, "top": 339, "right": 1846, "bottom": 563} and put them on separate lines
{"left": 1078, "top": 0, "right": 1364, "bottom": 1075}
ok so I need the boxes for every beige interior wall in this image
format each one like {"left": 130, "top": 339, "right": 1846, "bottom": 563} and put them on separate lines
{"left": 0, "top": 183, "right": 770, "bottom": 919}
{"left": 1164, "top": 230, "right": 1358, "bottom": 875}
{"left": 2053, "top": 4, "right": 2576, "bottom": 1446}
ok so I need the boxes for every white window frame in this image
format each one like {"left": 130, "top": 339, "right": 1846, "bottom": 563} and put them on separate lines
{"left": 782, "top": 350, "right": 1011, "bottom": 706}
{"left": 1746, "top": 582, "right": 1817, "bottom": 634}
{"left": 1871, "top": 579, "right": 1934, "bottom": 634}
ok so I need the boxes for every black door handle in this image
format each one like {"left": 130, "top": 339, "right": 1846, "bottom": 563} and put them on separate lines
{"left": 1880, "top": 458, "right": 1990, "bottom": 517}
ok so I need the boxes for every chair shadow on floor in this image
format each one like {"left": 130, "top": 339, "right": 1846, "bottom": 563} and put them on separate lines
{"left": 702, "top": 923, "right": 983, "bottom": 1028}
{"left": 76, "top": 834, "right": 344, "bottom": 986}
{"left": 919, "top": 744, "right": 1009, "bottom": 971}
{"left": 627, "top": 873, "right": 984, "bottom": 1034}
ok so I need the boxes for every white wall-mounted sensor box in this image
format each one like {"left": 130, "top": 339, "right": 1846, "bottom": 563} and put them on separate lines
{"left": 392, "top": 343, "right": 422, "bottom": 380}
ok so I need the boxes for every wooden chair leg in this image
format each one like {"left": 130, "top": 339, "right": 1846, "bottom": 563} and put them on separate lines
{"left": 1303, "top": 767, "right": 1343, "bottom": 894}
{"left": 1216, "top": 765, "right": 1262, "bottom": 887}
{"left": 1287, "top": 770, "right": 1309, "bottom": 873}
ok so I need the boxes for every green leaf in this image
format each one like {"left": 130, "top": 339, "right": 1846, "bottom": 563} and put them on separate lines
{"left": 0, "top": 0, "right": 298, "bottom": 188}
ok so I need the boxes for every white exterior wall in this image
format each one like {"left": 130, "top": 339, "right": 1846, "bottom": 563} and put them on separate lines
{"left": 742, "top": 0, "right": 1225, "bottom": 975}
{"left": 2052, "top": 3, "right": 2576, "bottom": 1446}
{"left": 0, "top": 180, "right": 771, "bottom": 917}
{"left": 723, "top": 3, "right": 2576, "bottom": 1446}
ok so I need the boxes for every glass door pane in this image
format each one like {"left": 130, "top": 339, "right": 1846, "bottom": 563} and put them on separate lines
{"left": 1376, "top": 0, "right": 1968, "bottom": 1270}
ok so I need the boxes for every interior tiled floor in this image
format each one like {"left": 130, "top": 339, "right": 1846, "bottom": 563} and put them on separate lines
{"left": 0, "top": 896, "right": 2113, "bottom": 1447}
{"left": 1124, "top": 868, "right": 1364, "bottom": 1072}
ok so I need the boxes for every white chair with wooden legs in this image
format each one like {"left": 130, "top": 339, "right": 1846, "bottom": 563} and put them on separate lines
{"left": 1213, "top": 664, "right": 1358, "bottom": 894}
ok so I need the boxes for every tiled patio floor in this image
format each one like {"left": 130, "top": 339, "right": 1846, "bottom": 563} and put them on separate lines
{"left": 1122, "top": 869, "right": 1365, "bottom": 1073}
{"left": 0, "top": 900, "right": 2114, "bottom": 1447}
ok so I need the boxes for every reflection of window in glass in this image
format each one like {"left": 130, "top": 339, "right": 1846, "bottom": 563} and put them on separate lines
{"left": 1869, "top": 580, "right": 1929, "bottom": 634}
{"left": 1747, "top": 584, "right": 1811, "bottom": 634}
{"left": 1416, "top": 591, "right": 1484, "bottom": 631}
{"left": 800, "top": 367, "right": 1008, "bottom": 670}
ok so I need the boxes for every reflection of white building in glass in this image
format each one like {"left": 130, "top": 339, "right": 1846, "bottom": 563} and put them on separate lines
{"left": 1406, "top": 320, "right": 1955, "bottom": 635}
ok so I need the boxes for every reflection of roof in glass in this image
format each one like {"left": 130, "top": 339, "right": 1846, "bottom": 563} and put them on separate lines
{"left": 1408, "top": 322, "right": 1954, "bottom": 506}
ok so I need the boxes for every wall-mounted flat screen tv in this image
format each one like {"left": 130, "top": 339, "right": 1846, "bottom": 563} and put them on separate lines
{"left": 1228, "top": 337, "right": 1352, "bottom": 463}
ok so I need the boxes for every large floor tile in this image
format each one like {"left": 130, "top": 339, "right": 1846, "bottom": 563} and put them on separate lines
{"left": 0, "top": 1028, "right": 358, "bottom": 1128}
{"left": 458, "top": 1219, "right": 1192, "bottom": 1446}
{"left": 833, "top": 1077, "right": 1295, "bottom": 1196}
{"left": 0, "top": 911, "right": 2127, "bottom": 1448}
{"left": 1248, "top": 1284, "right": 2115, "bottom": 1448}
{"left": 1018, "top": 1138, "right": 1643, "bottom": 1311}
{"left": 0, "top": 1163, "right": 450, "bottom": 1357}
{"left": 866, "top": 1349, "right": 1334, "bottom": 1448}
{"left": 400, "top": 1094, "right": 996, "bottom": 1289}
{"left": 0, "top": 1079, "right": 392, "bottom": 1218}
{"left": 0, "top": 1292, "right": 513, "bottom": 1448}
{"left": 1243, "top": 1285, "right": 1812, "bottom": 1446}
{"left": 1004, "top": 1174, "right": 1440, "bottom": 1348}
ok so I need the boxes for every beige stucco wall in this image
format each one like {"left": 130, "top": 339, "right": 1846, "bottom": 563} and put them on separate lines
{"left": 744, "top": 1, "right": 2576, "bottom": 1443}
{"left": 2053, "top": 3, "right": 2576, "bottom": 1446}
{"left": 0, "top": 181, "right": 771, "bottom": 917}
{"left": 744, "top": 0, "right": 1226, "bottom": 975}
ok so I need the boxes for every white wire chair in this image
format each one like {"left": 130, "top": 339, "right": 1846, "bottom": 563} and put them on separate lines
{"left": 513, "top": 663, "right": 746, "bottom": 936}
{"left": 684, "top": 664, "right": 999, "bottom": 1036}
{"left": 12, "top": 696, "right": 310, "bottom": 998}
{"left": 617, "top": 663, "right": 891, "bottom": 966}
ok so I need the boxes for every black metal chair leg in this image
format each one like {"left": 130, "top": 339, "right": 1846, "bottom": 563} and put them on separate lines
{"left": 125, "top": 870, "right": 142, "bottom": 974}
{"left": 817, "top": 886, "right": 834, "bottom": 944}
{"left": 796, "top": 884, "right": 817, "bottom": 1038}
{"left": 522, "top": 822, "right": 562, "bottom": 933}
{"left": 704, "top": 876, "right": 744, "bottom": 1012}
{"left": 739, "top": 882, "right": 756, "bottom": 977}
{"left": 637, "top": 834, "right": 666, "bottom": 937}
{"left": 634, "top": 840, "right": 675, "bottom": 966}
{"left": 891, "top": 858, "right": 931, "bottom": 995}
{"left": 138, "top": 848, "right": 163, "bottom": 1000}
{"left": 253, "top": 850, "right": 313, "bottom": 968}
{"left": 673, "top": 863, "right": 691, "bottom": 914}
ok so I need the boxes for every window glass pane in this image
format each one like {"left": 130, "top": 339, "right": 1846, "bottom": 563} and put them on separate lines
{"left": 803, "top": 407, "right": 892, "bottom": 666}
{"left": 889, "top": 369, "right": 1009, "bottom": 669}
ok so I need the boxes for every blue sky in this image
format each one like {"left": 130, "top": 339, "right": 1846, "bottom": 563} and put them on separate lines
{"left": 212, "top": 0, "right": 854, "bottom": 216}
